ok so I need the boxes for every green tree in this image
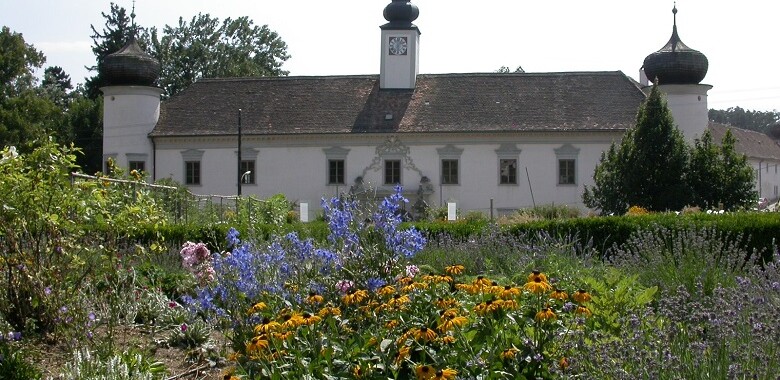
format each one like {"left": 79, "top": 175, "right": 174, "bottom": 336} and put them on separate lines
{"left": 717, "top": 130, "right": 757, "bottom": 209}
{"left": 0, "top": 27, "right": 65, "bottom": 149}
{"left": 583, "top": 83, "right": 691, "bottom": 214}
{"left": 151, "top": 13, "right": 290, "bottom": 97}
{"left": 709, "top": 106, "right": 779, "bottom": 134}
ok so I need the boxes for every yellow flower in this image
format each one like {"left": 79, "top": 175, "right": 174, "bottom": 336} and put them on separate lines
{"left": 412, "top": 326, "right": 438, "bottom": 342}
{"left": 434, "top": 297, "right": 459, "bottom": 309}
{"left": 397, "top": 276, "right": 414, "bottom": 285}
{"left": 474, "top": 300, "right": 500, "bottom": 315}
{"left": 575, "top": 305, "right": 592, "bottom": 317}
{"left": 500, "top": 299, "right": 519, "bottom": 310}
{"left": 432, "top": 368, "right": 457, "bottom": 380}
{"left": 254, "top": 317, "right": 281, "bottom": 334}
{"left": 535, "top": 307, "right": 557, "bottom": 322}
{"left": 246, "top": 335, "right": 269, "bottom": 353}
{"left": 342, "top": 289, "right": 369, "bottom": 305}
{"left": 550, "top": 288, "right": 569, "bottom": 301}
{"left": 500, "top": 347, "right": 520, "bottom": 360}
{"left": 439, "top": 335, "right": 457, "bottom": 344}
{"left": 438, "top": 309, "right": 469, "bottom": 332}
{"left": 445, "top": 264, "right": 465, "bottom": 275}
{"left": 248, "top": 301, "right": 268, "bottom": 314}
{"left": 301, "top": 312, "right": 322, "bottom": 325}
{"left": 388, "top": 293, "right": 411, "bottom": 308}
{"left": 402, "top": 281, "right": 428, "bottom": 293}
{"left": 559, "top": 357, "right": 570, "bottom": 370}
{"left": 415, "top": 365, "right": 435, "bottom": 380}
{"left": 377, "top": 285, "right": 396, "bottom": 297}
{"left": 395, "top": 345, "right": 411, "bottom": 365}
{"left": 352, "top": 364, "right": 371, "bottom": 378}
{"left": 498, "top": 285, "right": 522, "bottom": 299}
{"left": 573, "top": 289, "right": 592, "bottom": 304}
{"left": 523, "top": 278, "right": 552, "bottom": 295}
{"left": 527, "top": 270, "right": 549, "bottom": 283}
{"left": 385, "top": 319, "right": 400, "bottom": 329}
{"left": 305, "top": 292, "right": 324, "bottom": 304}
{"left": 280, "top": 312, "right": 304, "bottom": 329}
{"left": 473, "top": 275, "right": 492, "bottom": 287}
{"left": 318, "top": 305, "right": 342, "bottom": 318}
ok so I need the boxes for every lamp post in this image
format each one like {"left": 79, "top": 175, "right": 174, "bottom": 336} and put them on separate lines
{"left": 237, "top": 109, "right": 242, "bottom": 196}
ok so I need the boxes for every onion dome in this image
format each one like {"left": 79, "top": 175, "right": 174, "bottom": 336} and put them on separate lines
{"left": 383, "top": 0, "right": 419, "bottom": 27}
{"left": 100, "top": 37, "right": 160, "bottom": 86}
{"left": 643, "top": 6, "right": 708, "bottom": 85}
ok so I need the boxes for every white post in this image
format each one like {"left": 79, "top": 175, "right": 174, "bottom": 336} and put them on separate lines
{"left": 300, "top": 202, "right": 309, "bottom": 223}
{"left": 447, "top": 202, "right": 456, "bottom": 221}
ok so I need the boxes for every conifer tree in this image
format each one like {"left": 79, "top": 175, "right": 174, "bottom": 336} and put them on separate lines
{"left": 584, "top": 83, "right": 691, "bottom": 214}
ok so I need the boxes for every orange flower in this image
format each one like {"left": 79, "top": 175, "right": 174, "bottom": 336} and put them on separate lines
{"left": 575, "top": 305, "right": 592, "bottom": 317}
{"left": 550, "top": 288, "right": 569, "bottom": 301}
{"left": 388, "top": 293, "right": 411, "bottom": 308}
{"left": 377, "top": 285, "right": 396, "bottom": 297}
{"left": 559, "top": 357, "right": 570, "bottom": 370}
{"left": 300, "top": 312, "right": 322, "bottom": 326}
{"left": 434, "top": 297, "right": 459, "bottom": 309}
{"left": 254, "top": 317, "right": 281, "bottom": 334}
{"left": 432, "top": 368, "right": 457, "bottom": 380}
{"left": 527, "top": 270, "right": 548, "bottom": 283}
{"left": 395, "top": 345, "right": 411, "bottom": 365}
{"left": 500, "top": 347, "right": 520, "bottom": 360}
{"left": 445, "top": 264, "right": 465, "bottom": 275}
{"left": 415, "top": 365, "right": 435, "bottom": 380}
{"left": 573, "top": 289, "right": 592, "bottom": 304}
{"left": 523, "top": 278, "right": 552, "bottom": 295}
{"left": 318, "top": 305, "right": 341, "bottom": 318}
{"left": 535, "top": 307, "right": 557, "bottom": 322}
{"left": 497, "top": 285, "right": 522, "bottom": 299}
{"left": 438, "top": 309, "right": 469, "bottom": 332}
{"left": 342, "top": 289, "right": 369, "bottom": 305}
{"left": 411, "top": 326, "right": 438, "bottom": 342}
{"left": 305, "top": 292, "right": 324, "bottom": 304}
{"left": 439, "top": 335, "right": 457, "bottom": 344}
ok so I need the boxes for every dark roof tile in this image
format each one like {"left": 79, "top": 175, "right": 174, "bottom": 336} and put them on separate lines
{"left": 151, "top": 72, "right": 646, "bottom": 137}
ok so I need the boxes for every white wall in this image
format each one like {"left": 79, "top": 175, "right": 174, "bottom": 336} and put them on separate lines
{"left": 655, "top": 84, "right": 712, "bottom": 144}
{"left": 751, "top": 158, "right": 780, "bottom": 201}
{"left": 102, "top": 86, "right": 163, "bottom": 172}
{"left": 153, "top": 132, "right": 619, "bottom": 216}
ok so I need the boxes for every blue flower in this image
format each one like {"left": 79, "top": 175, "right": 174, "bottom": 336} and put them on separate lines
{"left": 366, "top": 277, "right": 387, "bottom": 292}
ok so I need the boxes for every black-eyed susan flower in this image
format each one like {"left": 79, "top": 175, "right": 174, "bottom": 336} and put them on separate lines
{"left": 388, "top": 293, "right": 411, "bottom": 308}
{"left": 439, "top": 335, "right": 457, "bottom": 344}
{"left": 415, "top": 364, "right": 435, "bottom": 380}
{"left": 437, "top": 309, "right": 469, "bottom": 332}
{"left": 318, "top": 305, "right": 342, "bottom": 318}
{"left": 280, "top": 312, "right": 304, "bottom": 329}
{"left": 575, "top": 305, "right": 592, "bottom": 317}
{"left": 535, "top": 307, "right": 557, "bottom": 322}
{"left": 402, "top": 281, "right": 428, "bottom": 293}
{"left": 342, "top": 289, "right": 369, "bottom": 305}
{"left": 378, "top": 285, "right": 396, "bottom": 297}
{"left": 432, "top": 368, "right": 457, "bottom": 380}
{"left": 301, "top": 312, "right": 322, "bottom": 325}
{"left": 305, "top": 292, "right": 324, "bottom": 304}
{"left": 254, "top": 317, "right": 281, "bottom": 334}
{"left": 385, "top": 319, "right": 400, "bottom": 329}
{"left": 499, "top": 299, "right": 519, "bottom": 310}
{"left": 572, "top": 289, "right": 592, "bottom": 304}
{"left": 498, "top": 285, "right": 522, "bottom": 299}
{"left": 474, "top": 300, "right": 501, "bottom": 315}
{"left": 527, "top": 270, "right": 549, "bottom": 283}
{"left": 523, "top": 278, "right": 552, "bottom": 295}
{"left": 248, "top": 301, "right": 268, "bottom": 314}
{"left": 445, "top": 264, "right": 465, "bottom": 275}
{"left": 395, "top": 345, "right": 411, "bottom": 365}
{"left": 550, "top": 288, "right": 569, "bottom": 301}
{"left": 500, "top": 347, "right": 520, "bottom": 360}
{"left": 246, "top": 335, "right": 269, "bottom": 353}
{"left": 396, "top": 276, "right": 414, "bottom": 286}
{"left": 412, "top": 326, "right": 438, "bottom": 342}
{"left": 434, "top": 297, "right": 459, "bottom": 309}
{"left": 473, "top": 275, "right": 492, "bottom": 287}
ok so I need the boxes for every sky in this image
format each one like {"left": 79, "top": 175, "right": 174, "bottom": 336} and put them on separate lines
{"left": 2, "top": 0, "right": 779, "bottom": 112}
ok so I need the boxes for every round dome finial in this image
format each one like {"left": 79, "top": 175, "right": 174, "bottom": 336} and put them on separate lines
{"left": 383, "top": 0, "right": 419, "bottom": 26}
{"left": 100, "top": 38, "right": 160, "bottom": 87}
{"left": 642, "top": 5, "right": 708, "bottom": 85}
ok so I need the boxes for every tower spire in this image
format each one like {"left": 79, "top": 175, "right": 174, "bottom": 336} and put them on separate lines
{"left": 130, "top": 0, "right": 138, "bottom": 38}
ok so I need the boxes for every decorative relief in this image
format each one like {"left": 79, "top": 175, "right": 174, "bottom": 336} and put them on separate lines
{"left": 360, "top": 135, "right": 424, "bottom": 179}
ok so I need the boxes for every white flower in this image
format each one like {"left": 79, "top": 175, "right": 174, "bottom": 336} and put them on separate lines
{"left": 1, "top": 146, "right": 18, "bottom": 163}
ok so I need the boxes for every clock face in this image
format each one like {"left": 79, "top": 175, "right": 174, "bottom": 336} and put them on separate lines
{"left": 388, "top": 36, "right": 408, "bottom": 56}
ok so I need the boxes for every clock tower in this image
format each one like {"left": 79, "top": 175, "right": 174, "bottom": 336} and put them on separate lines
{"left": 380, "top": 0, "right": 420, "bottom": 89}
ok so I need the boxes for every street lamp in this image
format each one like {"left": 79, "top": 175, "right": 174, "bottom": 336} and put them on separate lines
{"left": 237, "top": 109, "right": 242, "bottom": 196}
{"left": 241, "top": 170, "right": 252, "bottom": 184}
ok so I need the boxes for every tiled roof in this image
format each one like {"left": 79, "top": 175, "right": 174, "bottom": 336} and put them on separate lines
{"left": 708, "top": 122, "right": 780, "bottom": 161}
{"left": 151, "top": 72, "right": 647, "bottom": 137}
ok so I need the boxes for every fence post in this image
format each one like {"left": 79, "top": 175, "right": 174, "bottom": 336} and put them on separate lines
{"left": 490, "top": 198, "right": 494, "bottom": 220}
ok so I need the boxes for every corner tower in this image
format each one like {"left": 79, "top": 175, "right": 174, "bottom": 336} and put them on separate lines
{"left": 100, "top": 35, "right": 163, "bottom": 178}
{"left": 641, "top": 5, "right": 711, "bottom": 143}
{"left": 380, "top": 0, "right": 420, "bottom": 89}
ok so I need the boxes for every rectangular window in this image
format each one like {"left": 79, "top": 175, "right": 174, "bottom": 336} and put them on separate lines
{"left": 499, "top": 159, "right": 517, "bottom": 184}
{"left": 128, "top": 161, "right": 145, "bottom": 173}
{"left": 559, "top": 159, "right": 576, "bottom": 185}
{"left": 240, "top": 160, "right": 255, "bottom": 184}
{"left": 384, "top": 160, "right": 401, "bottom": 184}
{"left": 441, "top": 159, "right": 459, "bottom": 184}
{"left": 328, "top": 159, "right": 345, "bottom": 184}
{"left": 185, "top": 161, "right": 201, "bottom": 185}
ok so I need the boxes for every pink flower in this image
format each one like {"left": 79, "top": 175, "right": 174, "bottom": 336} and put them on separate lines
{"left": 406, "top": 265, "right": 420, "bottom": 278}
{"left": 336, "top": 280, "right": 354, "bottom": 294}
{"left": 180, "top": 323, "right": 188, "bottom": 332}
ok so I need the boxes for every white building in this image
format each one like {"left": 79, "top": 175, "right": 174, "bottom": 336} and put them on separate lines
{"left": 101, "top": 1, "right": 779, "bottom": 217}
